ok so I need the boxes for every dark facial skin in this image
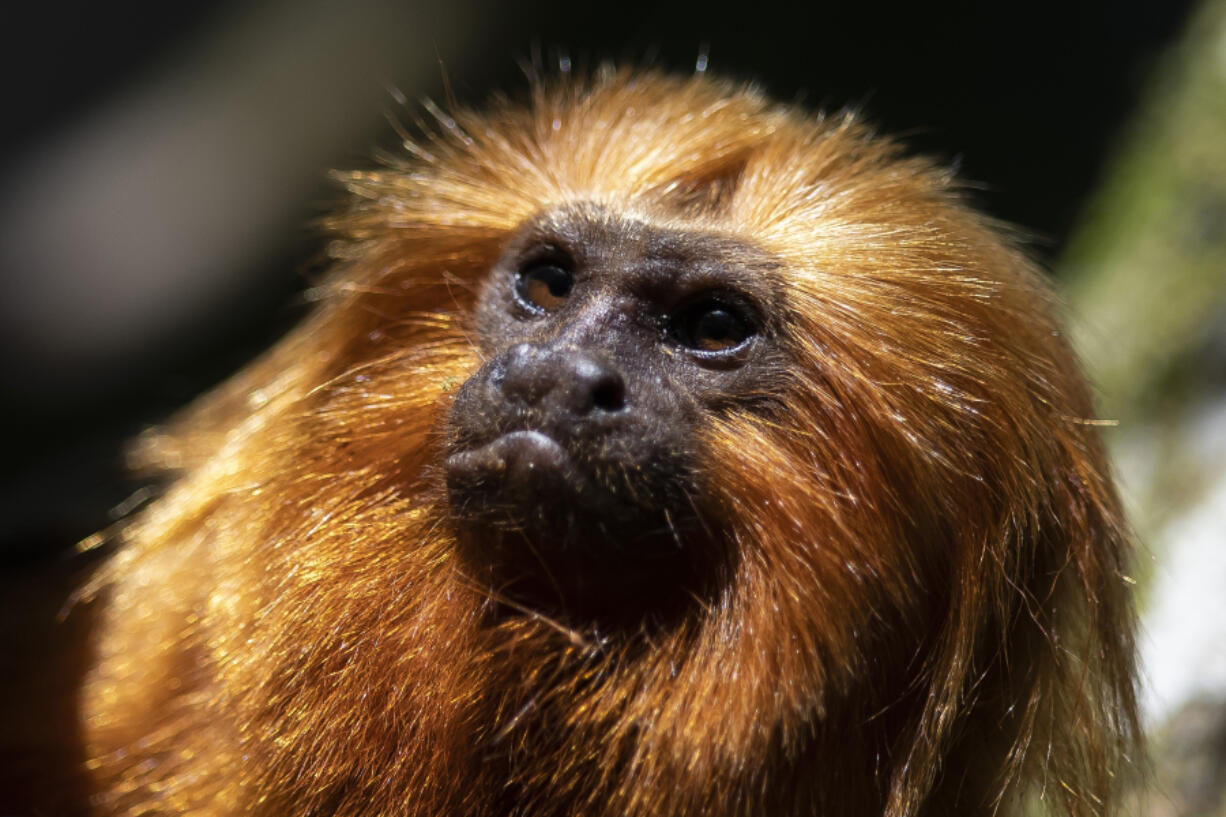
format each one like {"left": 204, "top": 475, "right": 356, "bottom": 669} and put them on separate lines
{"left": 445, "top": 204, "right": 787, "bottom": 616}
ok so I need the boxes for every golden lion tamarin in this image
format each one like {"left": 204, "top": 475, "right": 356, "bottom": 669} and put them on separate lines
{"left": 79, "top": 69, "right": 1140, "bottom": 817}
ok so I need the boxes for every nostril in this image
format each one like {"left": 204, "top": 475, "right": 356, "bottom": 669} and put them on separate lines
{"left": 591, "top": 376, "right": 626, "bottom": 412}
{"left": 570, "top": 355, "right": 626, "bottom": 414}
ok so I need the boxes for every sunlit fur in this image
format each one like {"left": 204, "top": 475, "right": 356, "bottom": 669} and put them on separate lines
{"left": 80, "top": 69, "right": 1139, "bottom": 817}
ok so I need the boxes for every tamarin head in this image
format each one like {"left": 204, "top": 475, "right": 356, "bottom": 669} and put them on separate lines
{"left": 81, "top": 69, "right": 1139, "bottom": 817}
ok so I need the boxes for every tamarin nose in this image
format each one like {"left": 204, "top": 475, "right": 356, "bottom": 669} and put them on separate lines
{"left": 500, "top": 343, "right": 626, "bottom": 415}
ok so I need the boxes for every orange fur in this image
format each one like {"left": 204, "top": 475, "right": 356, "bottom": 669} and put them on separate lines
{"left": 80, "top": 69, "right": 1139, "bottom": 816}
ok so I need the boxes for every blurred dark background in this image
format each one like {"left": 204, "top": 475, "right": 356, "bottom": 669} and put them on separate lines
{"left": 0, "top": 0, "right": 1197, "bottom": 563}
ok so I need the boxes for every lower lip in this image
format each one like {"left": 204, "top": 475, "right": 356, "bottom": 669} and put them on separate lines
{"left": 445, "top": 430, "right": 573, "bottom": 483}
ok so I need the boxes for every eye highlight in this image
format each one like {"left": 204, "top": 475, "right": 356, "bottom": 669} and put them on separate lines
{"left": 515, "top": 256, "right": 574, "bottom": 313}
{"left": 670, "top": 296, "right": 756, "bottom": 353}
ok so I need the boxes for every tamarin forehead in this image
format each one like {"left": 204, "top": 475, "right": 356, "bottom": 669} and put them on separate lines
{"left": 339, "top": 75, "right": 960, "bottom": 274}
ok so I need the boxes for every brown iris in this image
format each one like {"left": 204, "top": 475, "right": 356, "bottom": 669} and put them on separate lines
{"left": 670, "top": 297, "right": 754, "bottom": 353}
{"left": 516, "top": 260, "right": 573, "bottom": 313}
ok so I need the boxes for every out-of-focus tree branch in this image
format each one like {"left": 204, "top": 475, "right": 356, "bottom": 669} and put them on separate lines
{"left": 1062, "top": 2, "right": 1226, "bottom": 815}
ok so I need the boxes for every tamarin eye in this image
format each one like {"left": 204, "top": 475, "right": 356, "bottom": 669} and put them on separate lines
{"left": 670, "top": 297, "right": 754, "bottom": 353}
{"left": 515, "top": 258, "right": 574, "bottom": 313}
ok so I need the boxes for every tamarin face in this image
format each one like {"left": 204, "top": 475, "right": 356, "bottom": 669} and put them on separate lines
{"left": 79, "top": 70, "right": 1139, "bottom": 817}
{"left": 446, "top": 203, "right": 787, "bottom": 613}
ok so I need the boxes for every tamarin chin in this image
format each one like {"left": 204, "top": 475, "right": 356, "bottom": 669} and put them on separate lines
{"left": 79, "top": 68, "right": 1140, "bottom": 817}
